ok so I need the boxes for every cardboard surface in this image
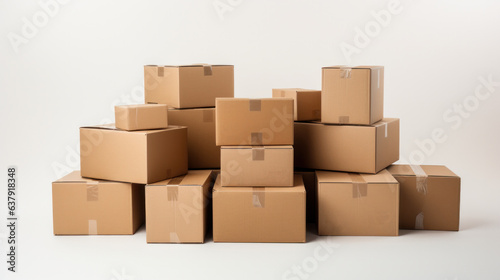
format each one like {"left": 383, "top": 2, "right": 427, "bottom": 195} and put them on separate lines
{"left": 295, "top": 169, "right": 317, "bottom": 223}
{"left": 272, "top": 88, "right": 321, "bottom": 121}
{"left": 115, "top": 104, "right": 168, "bottom": 131}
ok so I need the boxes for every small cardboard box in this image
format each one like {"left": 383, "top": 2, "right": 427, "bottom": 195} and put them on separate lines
{"left": 216, "top": 98, "right": 294, "bottom": 146}
{"left": 272, "top": 88, "right": 321, "bottom": 121}
{"left": 387, "top": 165, "right": 461, "bottom": 231}
{"left": 212, "top": 174, "right": 306, "bottom": 243}
{"left": 52, "top": 171, "right": 145, "bottom": 235}
{"left": 115, "top": 104, "right": 168, "bottom": 131}
{"left": 168, "top": 107, "right": 220, "bottom": 169}
{"left": 145, "top": 170, "right": 214, "bottom": 243}
{"left": 80, "top": 124, "right": 188, "bottom": 184}
{"left": 316, "top": 169, "right": 399, "bottom": 236}
{"left": 220, "top": 146, "right": 293, "bottom": 187}
{"left": 144, "top": 64, "right": 234, "bottom": 108}
{"left": 322, "top": 66, "right": 384, "bottom": 125}
{"left": 294, "top": 118, "right": 399, "bottom": 174}
{"left": 295, "top": 169, "right": 317, "bottom": 223}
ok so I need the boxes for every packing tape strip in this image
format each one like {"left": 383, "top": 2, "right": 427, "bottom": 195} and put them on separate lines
{"left": 86, "top": 182, "right": 99, "bottom": 202}
{"left": 249, "top": 99, "right": 262, "bottom": 111}
{"left": 410, "top": 165, "right": 428, "bottom": 194}
{"left": 170, "top": 232, "right": 181, "bottom": 243}
{"left": 252, "top": 146, "right": 265, "bottom": 161}
{"left": 88, "top": 219, "right": 98, "bottom": 235}
{"left": 191, "top": 63, "right": 213, "bottom": 76}
{"left": 168, "top": 175, "right": 186, "bottom": 186}
{"left": 167, "top": 186, "right": 179, "bottom": 202}
{"left": 339, "top": 66, "right": 352, "bottom": 79}
{"left": 415, "top": 212, "right": 424, "bottom": 229}
{"left": 252, "top": 187, "right": 265, "bottom": 208}
{"left": 202, "top": 109, "right": 214, "bottom": 122}
{"left": 349, "top": 173, "right": 368, "bottom": 198}
{"left": 338, "top": 116, "right": 350, "bottom": 124}
{"left": 250, "top": 132, "right": 263, "bottom": 145}
{"left": 378, "top": 121, "right": 388, "bottom": 138}
{"left": 157, "top": 66, "right": 164, "bottom": 77}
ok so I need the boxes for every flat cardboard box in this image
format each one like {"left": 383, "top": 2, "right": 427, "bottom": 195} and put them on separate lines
{"left": 316, "top": 169, "right": 399, "bottom": 236}
{"left": 220, "top": 146, "right": 293, "bottom": 187}
{"left": 52, "top": 171, "right": 144, "bottom": 235}
{"left": 294, "top": 118, "right": 399, "bottom": 174}
{"left": 216, "top": 98, "right": 294, "bottom": 146}
{"left": 272, "top": 88, "right": 321, "bottom": 121}
{"left": 80, "top": 124, "right": 187, "bottom": 184}
{"left": 322, "top": 66, "right": 384, "bottom": 125}
{"left": 145, "top": 170, "right": 214, "bottom": 243}
{"left": 387, "top": 164, "right": 461, "bottom": 231}
{"left": 295, "top": 169, "right": 317, "bottom": 223}
{"left": 144, "top": 64, "right": 234, "bottom": 108}
{"left": 212, "top": 174, "right": 306, "bottom": 243}
{"left": 168, "top": 107, "right": 220, "bottom": 169}
{"left": 115, "top": 104, "right": 168, "bottom": 131}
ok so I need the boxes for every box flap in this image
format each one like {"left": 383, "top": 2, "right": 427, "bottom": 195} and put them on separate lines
{"left": 316, "top": 169, "right": 397, "bottom": 184}
{"left": 81, "top": 124, "right": 186, "bottom": 134}
{"left": 148, "top": 170, "right": 212, "bottom": 186}
{"left": 387, "top": 164, "right": 458, "bottom": 177}
{"left": 213, "top": 174, "right": 304, "bottom": 193}
{"left": 220, "top": 146, "right": 293, "bottom": 150}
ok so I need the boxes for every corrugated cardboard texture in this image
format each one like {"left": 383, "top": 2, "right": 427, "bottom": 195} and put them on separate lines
{"left": 272, "top": 88, "right": 321, "bottom": 121}
{"left": 294, "top": 118, "right": 399, "bottom": 173}
{"left": 215, "top": 98, "right": 294, "bottom": 146}
{"left": 212, "top": 174, "right": 306, "bottom": 243}
{"left": 115, "top": 104, "right": 168, "bottom": 131}
{"left": 316, "top": 170, "right": 399, "bottom": 236}
{"left": 294, "top": 169, "right": 317, "bottom": 223}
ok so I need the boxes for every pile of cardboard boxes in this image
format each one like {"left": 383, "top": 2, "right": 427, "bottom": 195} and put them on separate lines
{"left": 52, "top": 64, "right": 461, "bottom": 243}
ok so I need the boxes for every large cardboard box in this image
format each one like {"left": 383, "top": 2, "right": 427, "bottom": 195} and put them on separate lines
{"left": 52, "top": 171, "right": 145, "bottom": 235}
{"left": 213, "top": 174, "right": 306, "bottom": 242}
{"left": 80, "top": 124, "right": 188, "bottom": 184}
{"left": 322, "top": 66, "right": 384, "bottom": 125}
{"left": 145, "top": 170, "right": 214, "bottom": 243}
{"left": 294, "top": 118, "right": 399, "bottom": 174}
{"left": 272, "top": 88, "right": 321, "bottom": 121}
{"left": 115, "top": 104, "right": 168, "bottom": 131}
{"left": 216, "top": 98, "right": 294, "bottom": 146}
{"left": 295, "top": 169, "right": 317, "bottom": 223}
{"left": 316, "top": 170, "right": 399, "bottom": 236}
{"left": 144, "top": 64, "right": 234, "bottom": 108}
{"left": 220, "top": 146, "right": 293, "bottom": 187}
{"left": 168, "top": 107, "right": 220, "bottom": 169}
{"left": 387, "top": 165, "right": 461, "bottom": 231}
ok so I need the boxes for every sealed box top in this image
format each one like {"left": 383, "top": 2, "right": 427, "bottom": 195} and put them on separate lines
{"left": 147, "top": 170, "right": 213, "bottom": 187}
{"left": 81, "top": 123, "right": 184, "bottom": 134}
{"left": 387, "top": 165, "right": 458, "bottom": 178}
{"left": 316, "top": 169, "right": 398, "bottom": 184}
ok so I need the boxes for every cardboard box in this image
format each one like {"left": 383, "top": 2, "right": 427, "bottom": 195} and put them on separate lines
{"left": 145, "top": 170, "right": 214, "bottom": 243}
{"left": 316, "top": 169, "right": 399, "bottom": 236}
{"left": 272, "top": 88, "right": 321, "bottom": 121}
{"left": 168, "top": 107, "right": 220, "bottom": 169}
{"left": 216, "top": 98, "right": 294, "bottom": 146}
{"left": 115, "top": 104, "right": 168, "bottom": 131}
{"left": 80, "top": 124, "right": 188, "bottom": 184}
{"left": 144, "top": 64, "right": 234, "bottom": 108}
{"left": 220, "top": 146, "right": 293, "bottom": 187}
{"left": 52, "top": 171, "right": 144, "bottom": 235}
{"left": 295, "top": 169, "right": 317, "bottom": 223}
{"left": 294, "top": 118, "right": 399, "bottom": 174}
{"left": 212, "top": 174, "right": 306, "bottom": 242}
{"left": 387, "top": 165, "right": 461, "bottom": 231}
{"left": 322, "top": 66, "right": 384, "bottom": 125}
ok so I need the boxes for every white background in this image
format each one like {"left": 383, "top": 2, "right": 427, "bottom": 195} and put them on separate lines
{"left": 1, "top": 0, "right": 500, "bottom": 279}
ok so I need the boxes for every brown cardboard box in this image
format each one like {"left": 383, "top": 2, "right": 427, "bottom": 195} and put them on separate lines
{"left": 220, "top": 146, "right": 293, "bottom": 187}
{"left": 272, "top": 88, "right": 321, "bottom": 121}
{"left": 52, "top": 171, "right": 145, "bottom": 235}
{"left": 145, "top": 170, "right": 214, "bottom": 243}
{"left": 295, "top": 169, "right": 317, "bottom": 223}
{"left": 322, "top": 66, "right": 384, "bottom": 125}
{"left": 216, "top": 98, "right": 294, "bottom": 146}
{"left": 294, "top": 118, "right": 399, "bottom": 174}
{"left": 80, "top": 124, "right": 188, "bottom": 184}
{"left": 212, "top": 174, "right": 306, "bottom": 242}
{"left": 316, "top": 169, "right": 399, "bottom": 236}
{"left": 387, "top": 164, "right": 461, "bottom": 231}
{"left": 144, "top": 64, "right": 234, "bottom": 108}
{"left": 115, "top": 104, "right": 168, "bottom": 131}
{"left": 168, "top": 107, "right": 220, "bottom": 169}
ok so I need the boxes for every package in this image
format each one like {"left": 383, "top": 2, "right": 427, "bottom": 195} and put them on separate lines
{"left": 216, "top": 98, "right": 294, "bottom": 146}
{"left": 52, "top": 171, "right": 145, "bottom": 235}
{"left": 220, "top": 146, "right": 293, "bottom": 187}
{"left": 115, "top": 104, "right": 168, "bottom": 131}
{"left": 145, "top": 170, "right": 214, "bottom": 243}
{"left": 322, "top": 66, "right": 384, "bottom": 125}
{"left": 168, "top": 107, "right": 220, "bottom": 169}
{"left": 294, "top": 118, "right": 399, "bottom": 174}
{"left": 144, "top": 64, "right": 234, "bottom": 108}
{"left": 80, "top": 124, "right": 187, "bottom": 184}
{"left": 294, "top": 169, "right": 317, "bottom": 223}
{"left": 272, "top": 88, "right": 321, "bottom": 121}
{"left": 212, "top": 174, "right": 306, "bottom": 242}
{"left": 316, "top": 169, "right": 399, "bottom": 236}
{"left": 387, "top": 164, "right": 461, "bottom": 231}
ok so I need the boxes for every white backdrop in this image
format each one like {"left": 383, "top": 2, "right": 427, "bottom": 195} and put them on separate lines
{"left": 1, "top": 0, "right": 500, "bottom": 279}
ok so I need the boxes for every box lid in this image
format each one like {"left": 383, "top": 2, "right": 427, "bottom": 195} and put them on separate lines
{"left": 147, "top": 170, "right": 212, "bottom": 187}
{"left": 145, "top": 64, "right": 232, "bottom": 68}
{"left": 54, "top": 171, "right": 113, "bottom": 184}
{"left": 220, "top": 146, "right": 293, "bottom": 150}
{"left": 316, "top": 169, "right": 398, "bottom": 184}
{"left": 213, "top": 174, "right": 305, "bottom": 193}
{"left": 322, "top": 65, "right": 383, "bottom": 70}
{"left": 81, "top": 124, "right": 186, "bottom": 134}
{"left": 387, "top": 165, "right": 458, "bottom": 178}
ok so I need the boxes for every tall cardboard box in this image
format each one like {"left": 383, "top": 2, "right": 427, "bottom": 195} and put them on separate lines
{"left": 295, "top": 169, "right": 317, "bottom": 223}
{"left": 80, "top": 124, "right": 188, "bottom": 184}
{"left": 213, "top": 174, "right": 306, "bottom": 243}
{"left": 115, "top": 104, "right": 168, "bottom": 131}
{"left": 52, "top": 171, "right": 145, "bottom": 235}
{"left": 294, "top": 118, "right": 399, "bottom": 174}
{"left": 316, "top": 170, "right": 399, "bottom": 236}
{"left": 216, "top": 98, "right": 294, "bottom": 146}
{"left": 272, "top": 88, "right": 321, "bottom": 121}
{"left": 387, "top": 164, "right": 461, "bottom": 231}
{"left": 322, "top": 66, "right": 384, "bottom": 125}
{"left": 144, "top": 64, "right": 234, "bottom": 108}
{"left": 145, "top": 170, "right": 214, "bottom": 243}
